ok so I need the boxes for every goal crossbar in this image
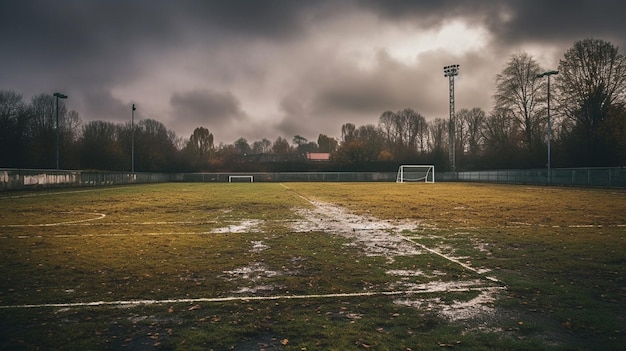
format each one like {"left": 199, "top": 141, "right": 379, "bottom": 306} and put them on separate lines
{"left": 228, "top": 175, "right": 254, "bottom": 183}
{"left": 396, "top": 165, "right": 435, "bottom": 183}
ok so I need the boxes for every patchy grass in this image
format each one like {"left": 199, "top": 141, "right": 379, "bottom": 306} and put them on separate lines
{"left": 0, "top": 182, "right": 624, "bottom": 350}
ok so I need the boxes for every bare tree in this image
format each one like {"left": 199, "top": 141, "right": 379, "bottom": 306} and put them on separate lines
{"left": 398, "top": 108, "right": 426, "bottom": 150}
{"left": 292, "top": 135, "right": 307, "bottom": 147}
{"left": 341, "top": 123, "right": 356, "bottom": 142}
{"left": 378, "top": 108, "right": 427, "bottom": 157}
{"left": 272, "top": 136, "right": 291, "bottom": 154}
{"left": 252, "top": 138, "right": 272, "bottom": 154}
{"left": 0, "top": 90, "right": 30, "bottom": 167}
{"left": 317, "top": 134, "right": 337, "bottom": 153}
{"left": 427, "top": 118, "right": 447, "bottom": 154}
{"left": 378, "top": 110, "right": 396, "bottom": 145}
{"left": 188, "top": 127, "right": 214, "bottom": 155}
{"left": 555, "top": 38, "right": 626, "bottom": 162}
{"left": 483, "top": 108, "right": 521, "bottom": 153}
{"left": 233, "top": 137, "right": 251, "bottom": 155}
{"left": 494, "top": 52, "right": 544, "bottom": 148}
{"left": 457, "top": 107, "right": 486, "bottom": 157}
{"left": 80, "top": 120, "right": 125, "bottom": 170}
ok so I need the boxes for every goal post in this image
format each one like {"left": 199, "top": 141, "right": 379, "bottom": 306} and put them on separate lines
{"left": 228, "top": 175, "right": 254, "bottom": 183}
{"left": 396, "top": 165, "right": 435, "bottom": 183}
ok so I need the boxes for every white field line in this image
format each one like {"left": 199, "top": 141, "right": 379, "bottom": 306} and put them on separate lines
{"left": 401, "top": 237, "right": 502, "bottom": 284}
{"left": 0, "top": 212, "right": 106, "bottom": 227}
{"left": 280, "top": 183, "right": 311, "bottom": 203}
{"left": 0, "top": 186, "right": 133, "bottom": 199}
{"left": 507, "top": 221, "right": 626, "bottom": 228}
{"left": 0, "top": 220, "right": 217, "bottom": 228}
{"left": 2, "top": 231, "right": 237, "bottom": 239}
{"left": 0, "top": 287, "right": 505, "bottom": 310}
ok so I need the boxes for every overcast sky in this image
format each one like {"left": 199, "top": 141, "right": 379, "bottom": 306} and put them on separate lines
{"left": 1, "top": 0, "right": 625, "bottom": 145}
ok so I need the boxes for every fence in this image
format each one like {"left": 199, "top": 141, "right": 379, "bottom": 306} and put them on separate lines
{"left": 0, "top": 169, "right": 174, "bottom": 191}
{"left": 1, "top": 167, "right": 625, "bottom": 191}
{"left": 179, "top": 172, "right": 395, "bottom": 183}
{"left": 442, "top": 167, "right": 626, "bottom": 188}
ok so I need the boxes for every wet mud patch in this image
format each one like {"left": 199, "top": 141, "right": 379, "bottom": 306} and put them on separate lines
{"left": 289, "top": 197, "right": 503, "bottom": 322}
{"left": 291, "top": 199, "right": 424, "bottom": 259}
{"left": 211, "top": 219, "right": 263, "bottom": 234}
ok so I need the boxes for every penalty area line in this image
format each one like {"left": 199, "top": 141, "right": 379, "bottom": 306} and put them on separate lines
{"left": 402, "top": 236, "right": 505, "bottom": 286}
{"left": 0, "top": 287, "right": 505, "bottom": 310}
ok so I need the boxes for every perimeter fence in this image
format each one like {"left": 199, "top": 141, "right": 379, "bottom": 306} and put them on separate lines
{"left": 0, "top": 169, "right": 173, "bottom": 191}
{"left": 1, "top": 167, "right": 625, "bottom": 192}
{"left": 179, "top": 172, "right": 395, "bottom": 183}
{"left": 440, "top": 167, "right": 626, "bottom": 188}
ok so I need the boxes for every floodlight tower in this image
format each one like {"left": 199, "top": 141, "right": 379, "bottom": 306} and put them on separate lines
{"left": 443, "top": 64, "right": 460, "bottom": 173}
{"left": 53, "top": 92, "right": 68, "bottom": 170}
{"left": 536, "top": 70, "right": 558, "bottom": 184}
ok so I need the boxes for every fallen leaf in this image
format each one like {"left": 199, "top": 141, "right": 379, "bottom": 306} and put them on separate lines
{"left": 281, "top": 339, "right": 289, "bottom": 345}
{"left": 188, "top": 304, "right": 201, "bottom": 311}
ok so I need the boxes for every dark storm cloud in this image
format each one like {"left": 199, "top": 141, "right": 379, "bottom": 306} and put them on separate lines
{"left": 170, "top": 89, "right": 247, "bottom": 134}
{"left": 310, "top": 51, "right": 441, "bottom": 116}
{"left": 491, "top": 0, "right": 626, "bottom": 49}
{"left": 1, "top": 0, "right": 624, "bottom": 144}
{"left": 356, "top": 0, "right": 626, "bottom": 46}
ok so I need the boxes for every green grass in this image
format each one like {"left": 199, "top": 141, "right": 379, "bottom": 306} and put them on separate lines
{"left": 0, "top": 182, "right": 624, "bottom": 350}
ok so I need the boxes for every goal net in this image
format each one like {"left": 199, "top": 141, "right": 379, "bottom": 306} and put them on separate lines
{"left": 228, "top": 175, "right": 254, "bottom": 183}
{"left": 396, "top": 165, "right": 435, "bottom": 183}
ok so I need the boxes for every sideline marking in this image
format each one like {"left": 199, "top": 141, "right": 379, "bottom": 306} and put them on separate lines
{"left": 0, "top": 287, "right": 505, "bottom": 310}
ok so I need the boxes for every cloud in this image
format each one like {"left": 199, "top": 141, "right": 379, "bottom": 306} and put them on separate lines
{"left": 1, "top": 0, "right": 625, "bottom": 146}
{"left": 489, "top": 0, "right": 626, "bottom": 49}
{"left": 169, "top": 89, "right": 251, "bottom": 140}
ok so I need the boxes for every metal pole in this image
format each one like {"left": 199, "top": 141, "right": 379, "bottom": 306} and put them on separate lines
{"left": 536, "top": 70, "right": 557, "bottom": 185}
{"left": 547, "top": 75, "right": 551, "bottom": 184}
{"left": 55, "top": 95, "right": 59, "bottom": 170}
{"left": 132, "top": 104, "right": 136, "bottom": 173}
{"left": 53, "top": 93, "right": 67, "bottom": 170}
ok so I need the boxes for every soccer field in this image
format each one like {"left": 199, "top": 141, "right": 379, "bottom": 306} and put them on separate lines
{"left": 0, "top": 183, "right": 624, "bottom": 350}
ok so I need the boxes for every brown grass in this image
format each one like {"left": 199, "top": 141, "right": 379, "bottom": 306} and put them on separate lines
{"left": 0, "top": 182, "right": 624, "bottom": 350}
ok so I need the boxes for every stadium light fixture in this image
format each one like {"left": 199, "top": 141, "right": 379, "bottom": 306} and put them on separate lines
{"left": 53, "top": 92, "right": 68, "bottom": 170}
{"left": 443, "top": 64, "right": 460, "bottom": 173}
{"left": 536, "top": 70, "right": 558, "bottom": 184}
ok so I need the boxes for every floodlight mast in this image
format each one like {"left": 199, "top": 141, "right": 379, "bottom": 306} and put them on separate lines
{"left": 53, "top": 92, "right": 68, "bottom": 170}
{"left": 443, "top": 64, "right": 460, "bottom": 173}
{"left": 536, "top": 70, "right": 558, "bottom": 184}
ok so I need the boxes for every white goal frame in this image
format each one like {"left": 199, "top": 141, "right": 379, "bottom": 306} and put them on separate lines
{"left": 396, "top": 165, "right": 435, "bottom": 183}
{"left": 228, "top": 175, "right": 254, "bottom": 183}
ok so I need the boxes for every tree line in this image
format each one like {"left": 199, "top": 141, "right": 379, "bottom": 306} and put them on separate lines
{"left": 1, "top": 38, "right": 625, "bottom": 172}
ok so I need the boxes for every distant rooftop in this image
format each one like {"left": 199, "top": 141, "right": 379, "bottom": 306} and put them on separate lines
{"left": 306, "top": 152, "right": 331, "bottom": 161}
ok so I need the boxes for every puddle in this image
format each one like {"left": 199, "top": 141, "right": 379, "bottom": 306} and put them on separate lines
{"left": 250, "top": 240, "right": 270, "bottom": 253}
{"left": 223, "top": 262, "right": 280, "bottom": 281}
{"left": 291, "top": 200, "right": 424, "bottom": 259}
{"left": 395, "top": 287, "right": 499, "bottom": 321}
{"left": 212, "top": 219, "right": 263, "bottom": 233}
